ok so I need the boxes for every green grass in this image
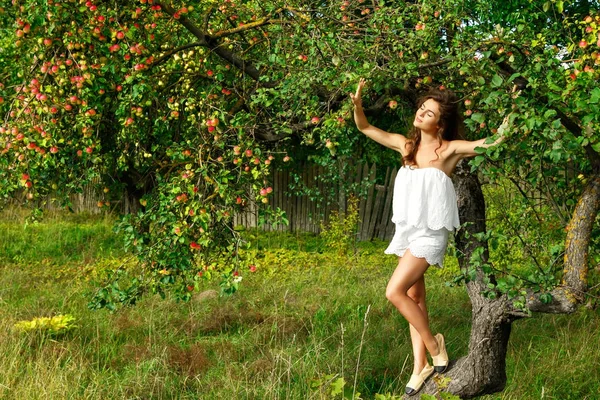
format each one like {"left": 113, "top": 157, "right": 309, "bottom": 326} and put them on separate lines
{"left": 0, "top": 213, "right": 598, "bottom": 399}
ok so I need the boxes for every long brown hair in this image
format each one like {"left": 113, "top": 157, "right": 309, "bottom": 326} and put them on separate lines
{"left": 403, "top": 88, "right": 464, "bottom": 166}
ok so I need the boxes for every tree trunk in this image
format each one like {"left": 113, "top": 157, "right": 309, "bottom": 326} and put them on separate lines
{"left": 417, "top": 161, "right": 519, "bottom": 398}
{"left": 415, "top": 162, "right": 599, "bottom": 398}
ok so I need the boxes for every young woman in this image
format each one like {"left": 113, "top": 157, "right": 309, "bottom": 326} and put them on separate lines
{"left": 350, "top": 78, "right": 510, "bottom": 396}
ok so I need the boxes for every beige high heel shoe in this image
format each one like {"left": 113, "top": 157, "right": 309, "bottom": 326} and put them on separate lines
{"left": 432, "top": 333, "right": 449, "bottom": 373}
{"left": 405, "top": 363, "right": 434, "bottom": 396}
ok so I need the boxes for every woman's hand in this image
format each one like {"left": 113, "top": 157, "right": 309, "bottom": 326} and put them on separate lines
{"left": 349, "top": 77, "right": 366, "bottom": 108}
{"left": 497, "top": 85, "right": 521, "bottom": 134}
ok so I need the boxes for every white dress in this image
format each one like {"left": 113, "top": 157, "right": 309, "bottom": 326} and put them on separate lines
{"left": 384, "top": 166, "right": 460, "bottom": 267}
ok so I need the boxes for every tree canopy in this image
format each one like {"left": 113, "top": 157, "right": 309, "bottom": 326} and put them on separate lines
{"left": 2, "top": 0, "right": 600, "bottom": 397}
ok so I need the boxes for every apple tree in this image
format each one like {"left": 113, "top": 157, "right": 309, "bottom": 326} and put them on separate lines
{"left": 1, "top": 0, "right": 600, "bottom": 397}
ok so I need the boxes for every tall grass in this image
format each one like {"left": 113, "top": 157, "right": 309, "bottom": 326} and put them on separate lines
{"left": 0, "top": 214, "right": 598, "bottom": 399}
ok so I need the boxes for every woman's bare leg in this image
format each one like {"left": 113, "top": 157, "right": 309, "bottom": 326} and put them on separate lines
{"left": 407, "top": 275, "right": 429, "bottom": 374}
{"left": 386, "top": 249, "right": 439, "bottom": 358}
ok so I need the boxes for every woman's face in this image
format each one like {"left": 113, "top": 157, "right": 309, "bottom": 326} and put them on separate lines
{"left": 413, "top": 98, "right": 441, "bottom": 133}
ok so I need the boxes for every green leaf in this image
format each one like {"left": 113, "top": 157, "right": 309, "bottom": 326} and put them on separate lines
{"left": 590, "top": 88, "right": 600, "bottom": 104}
{"left": 557, "top": 1, "right": 564, "bottom": 13}
{"left": 543, "top": 1, "right": 550, "bottom": 12}
{"left": 491, "top": 74, "right": 503, "bottom": 88}
{"left": 471, "top": 112, "right": 485, "bottom": 123}
{"left": 330, "top": 377, "right": 345, "bottom": 395}
{"left": 507, "top": 74, "right": 521, "bottom": 84}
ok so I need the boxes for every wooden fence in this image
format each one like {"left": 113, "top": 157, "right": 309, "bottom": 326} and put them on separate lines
{"left": 9, "top": 162, "right": 400, "bottom": 242}
{"left": 234, "top": 162, "right": 399, "bottom": 241}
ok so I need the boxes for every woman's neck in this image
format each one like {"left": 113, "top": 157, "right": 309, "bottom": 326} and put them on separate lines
{"left": 420, "top": 131, "right": 440, "bottom": 146}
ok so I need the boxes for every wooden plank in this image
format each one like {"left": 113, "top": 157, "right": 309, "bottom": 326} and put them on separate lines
{"left": 369, "top": 184, "right": 386, "bottom": 241}
{"left": 308, "top": 164, "right": 315, "bottom": 233}
{"left": 297, "top": 167, "right": 302, "bottom": 233}
{"left": 282, "top": 169, "right": 288, "bottom": 232}
{"left": 277, "top": 168, "right": 283, "bottom": 231}
{"left": 357, "top": 163, "right": 369, "bottom": 237}
{"left": 380, "top": 167, "right": 398, "bottom": 240}
{"left": 290, "top": 168, "right": 300, "bottom": 232}
{"left": 373, "top": 167, "right": 390, "bottom": 239}
{"left": 288, "top": 170, "right": 294, "bottom": 232}
{"left": 374, "top": 167, "right": 391, "bottom": 239}
{"left": 359, "top": 164, "right": 376, "bottom": 241}
{"left": 302, "top": 167, "right": 308, "bottom": 232}
{"left": 316, "top": 165, "right": 324, "bottom": 233}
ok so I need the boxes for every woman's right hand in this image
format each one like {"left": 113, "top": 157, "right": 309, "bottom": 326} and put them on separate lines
{"left": 349, "top": 77, "right": 366, "bottom": 108}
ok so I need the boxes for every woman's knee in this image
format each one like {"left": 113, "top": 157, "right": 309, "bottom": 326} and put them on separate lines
{"left": 407, "top": 286, "right": 425, "bottom": 305}
{"left": 385, "top": 285, "right": 407, "bottom": 303}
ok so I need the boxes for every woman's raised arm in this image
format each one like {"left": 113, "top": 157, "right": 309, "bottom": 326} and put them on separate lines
{"left": 350, "top": 78, "right": 408, "bottom": 154}
{"left": 450, "top": 113, "right": 513, "bottom": 158}
{"left": 450, "top": 86, "right": 520, "bottom": 158}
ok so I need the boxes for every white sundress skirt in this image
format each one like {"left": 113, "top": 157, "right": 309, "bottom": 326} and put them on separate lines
{"left": 383, "top": 166, "right": 460, "bottom": 268}
{"left": 384, "top": 222, "right": 449, "bottom": 267}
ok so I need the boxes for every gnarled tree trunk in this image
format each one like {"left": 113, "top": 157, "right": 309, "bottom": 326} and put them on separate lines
{"left": 414, "top": 161, "right": 600, "bottom": 399}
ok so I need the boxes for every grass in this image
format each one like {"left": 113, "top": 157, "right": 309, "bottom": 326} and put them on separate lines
{"left": 0, "top": 212, "right": 599, "bottom": 399}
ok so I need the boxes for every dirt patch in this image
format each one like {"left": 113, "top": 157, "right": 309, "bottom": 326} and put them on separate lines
{"left": 113, "top": 310, "right": 144, "bottom": 333}
{"left": 199, "top": 303, "right": 266, "bottom": 335}
{"left": 247, "top": 355, "right": 275, "bottom": 377}
{"left": 121, "top": 342, "right": 152, "bottom": 363}
{"left": 166, "top": 343, "right": 211, "bottom": 377}
{"left": 255, "top": 315, "right": 310, "bottom": 343}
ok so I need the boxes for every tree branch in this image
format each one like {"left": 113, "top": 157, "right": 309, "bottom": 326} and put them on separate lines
{"left": 490, "top": 55, "right": 600, "bottom": 169}
{"left": 212, "top": 14, "right": 288, "bottom": 39}
{"left": 154, "top": 1, "right": 278, "bottom": 88}
{"left": 149, "top": 42, "right": 205, "bottom": 68}
{"left": 523, "top": 173, "right": 600, "bottom": 314}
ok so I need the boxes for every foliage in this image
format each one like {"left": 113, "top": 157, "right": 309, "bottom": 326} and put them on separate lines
{"left": 310, "top": 374, "right": 362, "bottom": 399}
{"left": 13, "top": 314, "right": 77, "bottom": 336}
{"left": 319, "top": 195, "right": 360, "bottom": 258}
{"left": 1, "top": 0, "right": 599, "bottom": 308}
{"left": 1, "top": 217, "right": 600, "bottom": 398}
